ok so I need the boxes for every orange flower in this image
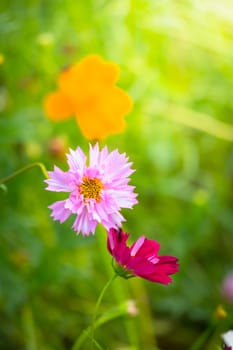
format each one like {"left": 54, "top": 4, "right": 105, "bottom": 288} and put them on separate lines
{"left": 44, "top": 55, "right": 133, "bottom": 140}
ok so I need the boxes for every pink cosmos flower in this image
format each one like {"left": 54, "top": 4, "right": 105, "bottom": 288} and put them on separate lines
{"left": 107, "top": 228, "right": 179, "bottom": 284}
{"left": 45, "top": 143, "right": 137, "bottom": 235}
{"left": 222, "top": 272, "right": 233, "bottom": 304}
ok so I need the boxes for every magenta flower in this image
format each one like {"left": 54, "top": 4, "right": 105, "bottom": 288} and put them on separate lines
{"left": 107, "top": 228, "right": 179, "bottom": 284}
{"left": 45, "top": 143, "right": 137, "bottom": 235}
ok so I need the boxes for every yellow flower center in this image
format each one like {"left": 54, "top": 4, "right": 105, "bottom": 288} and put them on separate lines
{"left": 79, "top": 176, "right": 103, "bottom": 202}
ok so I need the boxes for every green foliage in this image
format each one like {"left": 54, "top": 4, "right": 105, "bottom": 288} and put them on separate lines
{"left": 1, "top": 0, "right": 233, "bottom": 349}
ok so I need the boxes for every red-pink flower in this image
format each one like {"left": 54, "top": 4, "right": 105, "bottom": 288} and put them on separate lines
{"left": 107, "top": 228, "right": 179, "bottom": 284}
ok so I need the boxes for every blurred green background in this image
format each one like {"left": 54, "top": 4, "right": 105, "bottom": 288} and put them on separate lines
{"left": 1, "top": 0, "right": 233, "bottom": 349}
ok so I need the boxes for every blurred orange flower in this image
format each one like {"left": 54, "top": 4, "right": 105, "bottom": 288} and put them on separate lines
{"left": 44, "top": 55, "right": 133, "bottom": 140}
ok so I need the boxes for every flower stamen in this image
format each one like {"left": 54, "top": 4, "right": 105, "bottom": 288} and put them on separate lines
{"left": 80, "top": 176, "right": 103, "bottom": 202}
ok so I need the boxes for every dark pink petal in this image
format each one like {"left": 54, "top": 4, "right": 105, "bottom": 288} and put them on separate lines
{"left": 130, "top": 237, "right": 160, "bottom": 260}
{"left": 139, "top": 256, "right": 179, "bottom": 284}
{"left": 141, "top": 271, "right": 174, "bottom": 284}
{"left": 127, "top": 257, "right": 157, "bottom": 275}
{"left": 107, "top": 228, "right": 131, "bottom": 265}
{"left": 156, "top": 256, "right": 179, "bottom": 274}
{"left": 127, "top": 255, "right": 178, "bottom": 284}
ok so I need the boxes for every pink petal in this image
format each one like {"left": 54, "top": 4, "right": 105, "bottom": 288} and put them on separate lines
{"left": 45, "top": 166, "right": 74, "bottom": 192}
{"left": 67, "top": 147, "right": 86, "bottom": 174}
{"left": 49, "top": 200, "right": 71, "bottom": 222}
{"left": 103, "top": 151, "right": 135, "bottom": 182}
{"left": 111, "top": 189, "right": 138, "bottom": 208}
{"left": 89, "top": 143, "right": 100, "bottom": 168}
{"left": 105, "top": 211, "right": 125, "bottom": 228}
{"left": 72, "top": 210, "right": 97, "bottom": 235}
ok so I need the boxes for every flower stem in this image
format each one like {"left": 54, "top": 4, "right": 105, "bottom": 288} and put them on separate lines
{"left": 189, "top": 322, "right": 216, "bottom": 350}
{"left": 97, "top": 226, "right": 141, "bottom": 349}
{"left": 0, "top": 162, "right": 49, "bottom": 184}
{"left": 71, "top": 274, "right": 117, "bottom": 350}
{"left": 71, "top": 298, "right": 132, "bottom": 350}
{"left": 21, "top": 305, "right": 37, "bottom": 350}
{"left": 91, "top": 274, "right": 117, "bottom": 340}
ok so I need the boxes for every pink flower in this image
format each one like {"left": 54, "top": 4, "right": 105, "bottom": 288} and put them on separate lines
{"left": 45, "top": 143, "right": 137, "bottom": 235}
{"left": 107, "top": 228, "right": 179, "bottom": 284}
{"left": 222, "top": 272, "right": 233, "bottom": 304}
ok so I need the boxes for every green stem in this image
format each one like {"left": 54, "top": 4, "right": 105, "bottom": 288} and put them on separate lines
{"left": 71, "top": 274, "right": 117, "bottom": 350}
{"left": 189, "top": 322, "right": 216, "bottom": 350}
{"left": 97, "top": 226, "right": 141, "bottom": 349}
{"left": 71, "top": 299, "right": 131, "bottom": 350}
{"left": 21, "top": 305, "right": 37, "bottom": 350}
{"left": 91, "top": 274, "right": 117, "bottom": 342}
{"left": 0, "top": 162, "right": 49, "bottom": 184}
